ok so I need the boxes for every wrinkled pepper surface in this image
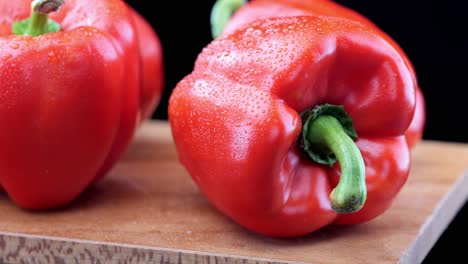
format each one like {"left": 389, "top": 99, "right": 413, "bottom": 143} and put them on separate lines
{"left": 169, "top": 0, "right": 425, "bottom": 237}
{"left": 0, "top": 0, "right": 164, "bottom": 209}
{"left": 215, "top": 0, "right": 426, "bottom": 148}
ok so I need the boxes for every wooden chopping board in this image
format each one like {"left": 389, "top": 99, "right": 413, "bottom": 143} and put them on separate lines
{"left": 1, "top": 120, "right": 467, "bottom": 264}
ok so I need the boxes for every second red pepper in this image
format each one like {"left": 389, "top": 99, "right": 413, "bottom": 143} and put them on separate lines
{"left": 169, "top": 0, "right": 423, "bottom": 237}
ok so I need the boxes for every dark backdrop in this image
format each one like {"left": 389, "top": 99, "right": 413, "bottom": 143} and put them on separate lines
{"left": 125, "top": 0, "right": 467, "bottom": 262}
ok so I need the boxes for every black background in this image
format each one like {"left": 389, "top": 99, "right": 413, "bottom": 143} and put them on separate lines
{"left": 125, "top": 0, "right": 467, "bottom": 262}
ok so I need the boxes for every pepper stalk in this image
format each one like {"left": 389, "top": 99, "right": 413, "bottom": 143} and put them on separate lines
{"left": 12, "top": 0, "right": 64, "bottom": 36}
{"left": 210, "top": 0, "right": 247, "bottom": 39}
{"left": 301, "top": 104, "right": 367, "bottom": 213}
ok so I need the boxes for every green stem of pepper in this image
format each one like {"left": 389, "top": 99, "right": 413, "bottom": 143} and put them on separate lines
{"left": 12, "top": 0, "right": 64, "bottom": 36}
{"left": 210, "top": 0, "right": 247, "bottom": 39}
{"left": 301, "top": 104, "right": 366, "bottom": 213}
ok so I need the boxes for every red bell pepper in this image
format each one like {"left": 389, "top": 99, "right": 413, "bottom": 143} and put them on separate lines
{"left": 169, "top": 0, "right": 422, "bottom": 237}
{"left": 0, "top": 0, "right": 163, "bottom": 209}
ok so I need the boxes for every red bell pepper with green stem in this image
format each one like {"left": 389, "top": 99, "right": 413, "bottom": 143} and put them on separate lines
{"left": 169, "top": 1, "right": 417, "bottom": 236}
{"left": 0, "top": 0, "right": 162, "bottom": 209}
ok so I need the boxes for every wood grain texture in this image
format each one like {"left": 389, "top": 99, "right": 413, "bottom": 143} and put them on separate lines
{"left": 1, "top": 120, "right": 467, "bottom": 264}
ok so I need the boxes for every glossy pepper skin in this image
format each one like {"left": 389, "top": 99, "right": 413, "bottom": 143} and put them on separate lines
{"left": 0, "top": 0, "right": 163, "bottom": 209}
{"left": 94, "top": 3, "right": 165, "bottom": 182}
{"left": 129, "top": 6, "right": 165, "bottom": 122}
{"left": 169, "top": 0, "right": 419, "bottom": 237}
{"left": 406, "top": 88, "right": 426, "bottom": 148}
{"left": 221, "top": 0, "right": 426, "bottom": 148}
